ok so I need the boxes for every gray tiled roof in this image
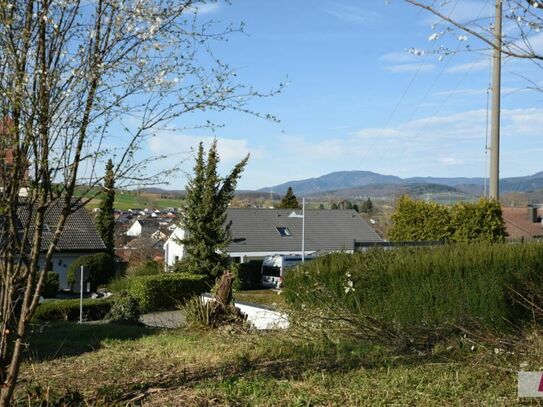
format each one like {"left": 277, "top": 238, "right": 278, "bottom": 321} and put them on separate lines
{"left": 17, "top": 199, "right": 106, "bottom": 252}
{"left": 226, "top": 209, "right": 382, "bottom": 254}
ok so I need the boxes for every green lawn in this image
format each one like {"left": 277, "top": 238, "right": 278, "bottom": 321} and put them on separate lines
{"left": 84, "top": 191, "right": 184, "bottom": 210}
{"left": 17, "top": 322, "right": 542, "bottom": 406}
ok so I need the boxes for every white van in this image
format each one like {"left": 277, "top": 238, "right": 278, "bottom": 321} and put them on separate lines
{"left": 261, "top": 254, "right": 315, "bottom": 288}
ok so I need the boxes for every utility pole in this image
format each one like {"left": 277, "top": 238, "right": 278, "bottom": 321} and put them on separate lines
{"left": 489, "top": 0, "right": 502, "bottom": 200}
{"left": 301, "top": 197, "right": 305, "bottom": 263}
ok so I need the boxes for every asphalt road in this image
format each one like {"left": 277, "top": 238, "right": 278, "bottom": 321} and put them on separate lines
{"left": 140, "top": 310, "right": 186, "bottom": 329}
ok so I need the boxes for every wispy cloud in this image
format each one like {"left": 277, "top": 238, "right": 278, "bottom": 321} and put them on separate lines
{"left": 421, "top": 0, "right": 492, "bottom": 26}
{"left": 322, "top": 3, "right": 380, "bottom": 25}
{"left": 446, "top": 58, "right": 490, "bottom": 74}
{"left": 270, "top": 108, "right": 543, "bottom": 180}
{"left": 148, "top": 133, "right": 254, "bottom": 164}
{"left": 380, "top": 52, "right": 418, "bottom": 64}
{"left": 189, "top": 2, "right": 221, "bottom": 15}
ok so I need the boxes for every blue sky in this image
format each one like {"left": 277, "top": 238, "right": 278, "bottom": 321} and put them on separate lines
{"left": 145, "top": 0, "right": 543, "bottom": 190}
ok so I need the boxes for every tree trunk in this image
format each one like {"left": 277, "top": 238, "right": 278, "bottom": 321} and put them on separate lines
{"left": 215, "top": 272, "right": 234, "bottom": 306}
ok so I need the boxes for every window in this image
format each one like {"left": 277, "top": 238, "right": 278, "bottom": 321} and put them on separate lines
{"left": 276, "top": 227, "right": 291, "bottom": 237}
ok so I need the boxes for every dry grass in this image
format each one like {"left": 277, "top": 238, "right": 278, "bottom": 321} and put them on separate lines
{"left": 15, "top": 322, "right": 543, "bottom": 406}
{"left": 234, "top": 289, "right": 285, "bottom": 308}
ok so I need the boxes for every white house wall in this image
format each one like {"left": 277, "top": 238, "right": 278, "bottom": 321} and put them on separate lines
{"left": 164, "top": 227, "right": 185, "bottom": 269}
{"left": 39, "top": 252, "right": 91, "bottom": 291}
{"left": 126, "top": 221, "right": 142, "bottom": 237}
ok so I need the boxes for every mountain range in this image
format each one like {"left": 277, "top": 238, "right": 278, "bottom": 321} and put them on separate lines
{"left": 257, "top": 170, "right": 543, "bottom": 199}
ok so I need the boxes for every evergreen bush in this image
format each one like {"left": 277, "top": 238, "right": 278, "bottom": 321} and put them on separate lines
{"left": 125, "top": 273, "right": 209, "bottom": 312}
{"left": 388, "top": 196, "right": 506, "bottom": 243}
{"left": 34, "top": 298, "right": 113, "bottom": 322}
{"left": 41, "top": 272, "right": 59, "bottom": 298}
{"left": 107, "top": 293, "right": 141, "bottom": 324}
{"left": 284, "top": 243, "right": 543, "bottom": 330}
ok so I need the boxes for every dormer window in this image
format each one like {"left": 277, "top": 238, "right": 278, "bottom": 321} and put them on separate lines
{"left": 276, "top": 227, "right": 291, "bottom": 237}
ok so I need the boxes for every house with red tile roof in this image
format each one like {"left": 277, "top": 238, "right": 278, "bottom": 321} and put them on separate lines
{"left": 502, "top": 205, "right": 543, "bottom": 241}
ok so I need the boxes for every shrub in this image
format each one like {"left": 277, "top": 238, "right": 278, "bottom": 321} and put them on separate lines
{"left": 34, "top": 298, "right": 113, "bottom": 322}
{"left": 125, "top": 260, "right": 161, "bottom": 278}
{"left": 107, "top": 276, "right": 130, "bottom": 293}
{"left": 284, "top": 243, "right": 543, "bottom": 332}
{"left": 388, "top": 196, "right": 506, "bottom": 243}
{"left": 107, "top": 293, "right": 141, "bottom": 324}
{"left": 41, "top": 272, "right": 59, "bottom": 298}
{"left": 67, "top": 253, "right": 114, "bottom": 291}
{"left": 236, "top": 261, "right": 262, "bottom": 290}
{"left": 126, "top": 273, "right": 209, "bottom": 312}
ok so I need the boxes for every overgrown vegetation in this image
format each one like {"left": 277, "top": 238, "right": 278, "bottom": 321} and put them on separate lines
{"left": 284, "top": 243, "right": 543, "bottom": 342}
{"left": 16, "top": 322, "right": 543, "bottom": 406}
{"left": 183, "top": 296, "right": 247, "bottom": 329}
{"left": 388, "top": 196, "right": 507, "bottom": 243}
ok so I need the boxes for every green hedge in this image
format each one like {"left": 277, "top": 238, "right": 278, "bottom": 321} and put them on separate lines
{"left": 41, "top": 272, "right": 59, "bottom": 298}
{"left": 388, "top": 196, "right": 507, "bottom": 243}
{"left": 125, "top": 273, "right": 209, "bottom": 312}
{"left": 284, "top": 243, "right": 543, "bottom": 330}
{"left": 34, "top": 298, "right": 113, "bottom": 322}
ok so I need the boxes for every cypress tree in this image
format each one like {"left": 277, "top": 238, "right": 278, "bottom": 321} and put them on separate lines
{"left": 96, "top": 160, "right": 115, "bottom": 257}
{"left": 279, "top": 187, "right": 299, "bottom": 209}
{"left": 361, "top": 197, "right": 374, "bottom": 213}
{"left": 179, "top": 140, "right": 249, "bottom": 279}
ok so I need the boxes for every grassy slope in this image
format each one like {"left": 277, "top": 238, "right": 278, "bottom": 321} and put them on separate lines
{"left": 18, "top": 322, "right": 540, "bottom": 406}
{"left": 83, "top": 191, "right": 184, "bottom": 210}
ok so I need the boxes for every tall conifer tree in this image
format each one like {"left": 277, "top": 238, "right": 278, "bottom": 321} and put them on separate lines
{"left": 179, "top": 140, "right": 248, "bottom": 278}
{"left": 96, "top": 160, "right": 116, "bottom": 257}
{"left": 279, "top": 187, "right": 299, "bottom": 209}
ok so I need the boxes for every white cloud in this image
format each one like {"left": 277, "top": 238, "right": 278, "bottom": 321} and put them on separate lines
{"left": 189, "top": 2, "right": 221, "bottom": 15}
{"left": 422, "top": 0, "right": 492, "bottom": 26}
{"left": 446, "top": 58, "right": 490, "bottom": 74}
{"left": 269, "top": 107, "right": 543, "bottom": 181}
{"left": 379, "top": 52, "right": 418, "bottom": 64}
{"left": 148, "top": 133, "right": 252, "bottom": 164}
{"left": 322, "top": 4, "right": 380, "bottom": 24}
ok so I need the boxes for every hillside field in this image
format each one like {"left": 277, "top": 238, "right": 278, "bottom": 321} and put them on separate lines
{"left": 84, "top": 191, "right": 184, "bottom": 210}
